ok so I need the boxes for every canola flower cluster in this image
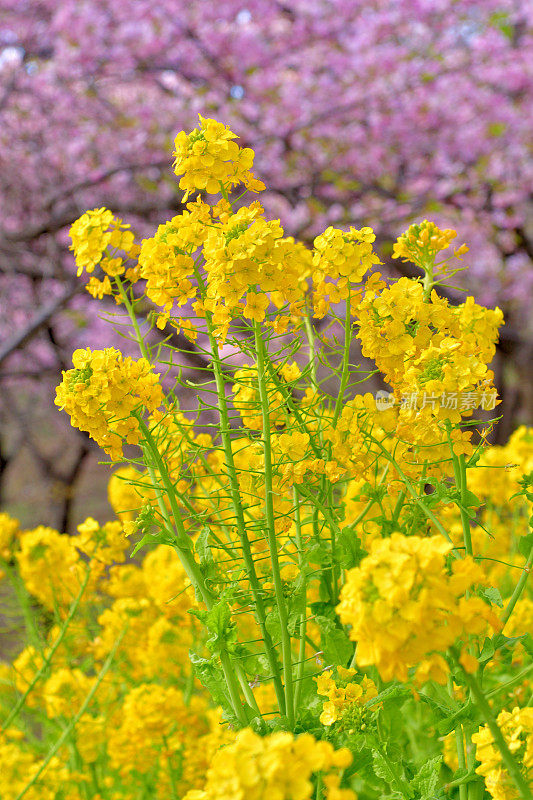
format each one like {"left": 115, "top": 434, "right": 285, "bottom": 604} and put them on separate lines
{"left": 472, "top": 707, "right": 533, "bottom": 800}
{"left": 173, "top": 115, "right": 265, "bottom": 199}
{"left": 183, "top": 729, "right": 355, "bottom": 800}
{"left": 315, "top": 668, "right": 378, "bottom": 727}
{"left": 2, "top": 118, "right": 532, "bottom": 800}
{"left": 336, "top": 534, "right": 499, "bottom": 684}
{"left": 392, "top": 219, "right": 464, "bottom": 265}
{"left": 55, "top": 347, "right": 163, "bottom": 460}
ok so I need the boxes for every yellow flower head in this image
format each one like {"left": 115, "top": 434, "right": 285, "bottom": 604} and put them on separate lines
{"left": 69, "top": 208, "right": 135, "bottom": 277}
{"left": 183, "top": 728, "right": 355, "bottom": 800}
{"left": 392, "top": 220, "right": 460, "bottom": 268}
{"left": 472, "top": 707, "right": 533, "bottom": 799}
{"left": 337, "top": 533, "right": 496, "bottom": 684}
{"left": 55, "top": 348, "right": 163, "bottom": 460}
{"left": 173, "top": 115, "right": 265, "bottom": 200}
{"left": 0, "top": 513, "right": 20, "bottom": 559}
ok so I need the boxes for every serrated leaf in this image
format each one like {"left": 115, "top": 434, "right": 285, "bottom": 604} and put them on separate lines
{"left": 412, "top": 755, "right": 442, "bottom": 798}
{"left": 369, "top": 684, "right": 411, "bottom": 707}
{"left": 372, "top": 750, "right": 414, "bottom": 798}
{"left": 189, "top": 651, "right": 235, "bottom": 719}
{"left": 418, "top": 692, "right": 456, "bottom": 721}
{"left": 208, "top": 601, "right": 236, "bottom": 651}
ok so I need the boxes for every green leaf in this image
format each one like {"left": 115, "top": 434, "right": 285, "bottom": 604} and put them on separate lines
{"left": 204, "top": 600, "right": 235, "bottom": 653}
{"left": 189, "top": 651, "right": 235, "bottom": 721}
{"left": 479, "top": 586, "right": 503, "bottom": 608}
{"left": 306, "top": 540, "right": 330, "bottom": 565}
{"left": 287, "top": 610, "right": 302, "bottom": 637}
{"left": 338, "top": 528, "right": 368, "bottom": 570}
{"left": 195, "top": 526, "right": 213, "bottom": 564}
{"left": 131, "top": 529, "right": 174, "bottom": 556}
{"left": 518, "top": 532, "right": 533, "bottom": 559}
{"left": 436, "top": 702, "right": 474, "bottom": 736}
{"left": 520, "top": 632, "right": 533, "bottom": 657}
{"left": 419, "top": 694, "right": 454, "bottom": 723}
{"left": 462, "top": 489, "right": 481, "bottom": 509}
{"left": 412, "top": 755, "right": 442, "bottom": 798}
{"left": 371, "top": 684, "right": 412, "bottom": 707}
{"left": 265, "top": 610, "right": 282, "bottom": 643}
{"left": 478, "top": 637, "right": 495, "bottom": 663}
{"left": 479, "top": 632, "right": 524, "bottom": 664}
{"left": 195, "top": 526, "right": 216, "bottom": 581}
{"left": 309, "top": 601, "right": 336, "bottom": 620}
{"left": 372, "top": 749, "right": 414, "bottom": 798}
{"left": 314, "top": 615, "right": 353, "bottom": 667}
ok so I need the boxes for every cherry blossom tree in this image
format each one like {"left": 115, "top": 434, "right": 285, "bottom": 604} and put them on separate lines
{"left": 1, "top": 0, "right": 532, "bottom": 526}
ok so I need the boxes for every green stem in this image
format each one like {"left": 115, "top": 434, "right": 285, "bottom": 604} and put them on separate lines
{"left": 204, "top": 313, "right": 286, "bottom": 716}
{"left": 370, "top": 434, "right": 460, "bottom": 553}
{"left": 119, "top": 263, "right": 262, "bottom": 725}
{"left": 446, "top": 424, "right": 472, "bottom": 557}
{"left": 2, "top": 567, "right": 92, "bottom": 731}
{"left": 332, "top": 295, "right": 352, "bottom": 428}
{"left": 303, "top": 313, "right": 318, "bottom": 389}
{"left": 390, "top": 489, "right": 406, "bottom": 529}
{"left": 138, "top": 419, "right": 250, "bottom": 726}
{"left": 451, "top": 648, "right": 532, "bottom": 800}
{"left": 445, "top": 771, "right": 478, "bottom": 791}
{"left": 448, "top": 675, "right": 468, "bottom": 800}
{"left": 422, "top": 258, "right": 435, "bottom": 301}
{"left": 163, "top": 736, "right": 179, "bottom": 800}
{"left": 254, "top": 321, "right": 295, "bottom": 727}
{"left": 501, "top": 539, "right": 533, "bottom": 627}
{"left": 292, "top": 487, "right": 307, "bottom": 718}
{"left": 115, "top": 276, "right": 151, "bottom": 362}
{"left": 14, "top": 628, "right": 126, "bottom": 800}
{"left": 485, "top": 663, "right": 533, "bottom": 700}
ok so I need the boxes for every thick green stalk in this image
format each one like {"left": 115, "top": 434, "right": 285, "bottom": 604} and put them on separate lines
{"left": 138, "top": 418, "right": 252, "bottom": 725}
{"left": 118, "top": 271, "right": 261, "bottom": 723}
{"left": 254, "top": 321, "right": 295, "bottom": 727}
{"left": 451, "top": 649, "right": 532, "bottom": 800}
{"left": 292, "top": 487, "right": 307, "bottom": 717}
{"left": 332, "top": 295, "right": 352, "bottom": 428}
{"left": 501, "top": 539, "right": 533, "bottom": 627}
{"left": 203, "top": 314, "right": 286, "bottom": 715}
